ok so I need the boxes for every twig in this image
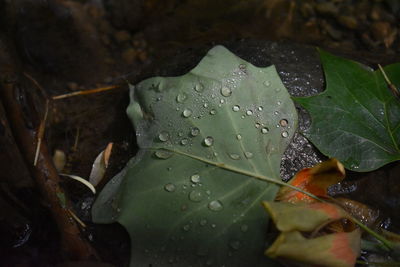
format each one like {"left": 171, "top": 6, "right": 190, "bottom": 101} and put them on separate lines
{"left": 0, "top": 73, "right": 99, "bottom": 260}
{"left": 52, "top": 85, "right": 120, "bottom": 100}
{"left": 378, "top": 64, "right": 399, "bottom": 97}
{"left": 34, "top": 99, "right": 49, "bottom": 166}
{"left": 73, "top": 127, "right": 80, "bottom": 152}
{"left": 68, "top": 209, "right": 87, "bottom": 228}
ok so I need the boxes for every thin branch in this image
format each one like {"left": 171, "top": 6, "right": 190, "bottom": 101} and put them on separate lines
{"left": 52, "top": 85, "right": 121, "bottom": 100}
{"left": 378, "top": 64, "right": 399, "bottom": 98}
{"left": 34, "top": 99, "right": 49, "bottom": 166}
{"left": 0, "top": 73, "right": 99, "bottom": 260}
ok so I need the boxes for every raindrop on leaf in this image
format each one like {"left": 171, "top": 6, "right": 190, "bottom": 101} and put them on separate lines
{"left": 279, "top": 119, "right": 288, "bottom": 127}
{"left": 189, "top": 190, "right": 203, "bottom": 202}
{"left": 194, "top": 83, "right": 204, "bottom": 92}
{"left": 208, "top": 200, "right": 223, "bottom": 211}
{"left": 263, "top": 81, "right": 271, "bottom": 87}
{"left": 180, "top": 138, "right": 189, "bottom": 146}
{"left": 190, "top": 174, "right": 201, "bottom": 183}
{"left": 154, "top": 150, "right": 173, "bottom": 159}
{"left": 182, "top": 108, "right": 192, "bottom": 118}
{"left": 220, "top": 86, "right": 232, "bottom": 97}
{"left": 244, "top": 152, "right": 253, "bottom": 159}
{"left": 261, "top": 127, "right": 269, "bottom": 134}
{"left": 158, "top": 131, "right": 170, "bottom": 142}
{"left": 203, "top": 136, "right": 214, "bottom": 147}
{"left": 176, "top": 93, "right": 188, "bottom": 103}
{"left": 229, "top": 153, "right": 240, "bottom": 160}
{"left": 164, "top": 183, "right": 176, "bottom": 192}
{"left": 190, "top": 127, "right": 200, "bottom": 136}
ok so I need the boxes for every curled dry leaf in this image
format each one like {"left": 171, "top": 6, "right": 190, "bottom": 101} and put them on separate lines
{"left": 264, "top": 159, "right": 362, "bottom": 267}
{"left": 276, "top": 158, "right": 345, "bottom": 203}
{"left": 89, "top": 142, "right": 113, "bottom": 187}
{"left": 263, "top": 201, "right": 360, "bottom": 267}
{"left": 53, "top": 149, "right": 66, "bottom": 172}
{"left": 60, "top": 173, "right": 96, "bottom": 194}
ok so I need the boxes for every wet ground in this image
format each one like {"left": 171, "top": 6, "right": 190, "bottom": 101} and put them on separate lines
{"left": 0, "top": 0, "right": 400, "bottom": 266}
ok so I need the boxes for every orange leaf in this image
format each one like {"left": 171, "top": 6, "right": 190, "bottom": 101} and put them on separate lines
{"left": 276, "top": 158, "right": 345, "bottom": 203}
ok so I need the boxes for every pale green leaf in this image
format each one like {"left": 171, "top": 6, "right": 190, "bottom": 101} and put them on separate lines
{"left": 92, "top": 46, "right": 297, "bottom": 266}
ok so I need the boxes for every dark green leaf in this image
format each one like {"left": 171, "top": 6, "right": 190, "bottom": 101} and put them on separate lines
{"left": 294, "top": 49, "right": 400, "bottom": 171}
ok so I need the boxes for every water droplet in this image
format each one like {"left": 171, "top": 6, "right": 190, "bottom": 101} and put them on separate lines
{"left": 263, "top": 81, "right": 271, "bottom": 87}
{"left": 208, "top": 200, "right": 223, "bottom": 211}
{"left": 232, "top": 105, "right": 240, "bottom": 112}
{"left": 191, "top": 127, "right": 200, "bottom": 136}
{"left": 244, "top": 152, "right": 253, "bottom": 159}
{"left": 258, "top": 106, "right": 263, "bottom": 111}
{"left": 189, "top": 190, "right": 203, "bottom": 202}
{"left": 240, "top": 224, "right": 248, "bottom": 232}
{"left": 220, "top": 99, "right": 225, "bottom": 104}
{"left": 220, "top": 86, "right": 232, "bottom": 97}
{"left": 182, "top": 108, "right": 192, "bottom": 118}
{"left": 279, "top": 119, "right": 288, "bottom": 127}
{"left": 241, "top": 115, "right": 245, "bottom": 119}
{"left": 246, "top": 110, "right": 253, "bottom": 116}
{"left": 239, "top": 64, "right": 246, "bottom": 70}
{"left": 211, "top": 223, "right": 216, "bottom": 228}
{"left": 180, "top": 138, "right": 189, "bottom": 146}
{"left": 203, "top": 136, "right": 214, "bottom": 147}
{"left": 195, "top": 83, "right": 204, "bottom": 92}
{"left": 199, "top": 219, "right": 207, "bottom": 226}
{"left": 281, "top": 131, "right": 289, "bottom": 138}
{"left": 229, "top": 153, "right": 240, "bottom": 160}
{"left": 255, "top": 122, "right": 261, "bottom": 128}
{"left": 275, "top": 88, "right": 281, "bottom": 92}
{"left": 277, "top": 101, "right": 282, "bottom": 105}
{"left": 190, "top": 174, "right": 201, "bottom": 183}
{"left": 155, "top": 150, "right": 173, "bottom": 159}
{"left": 209, "top": 109, "right": 217, "bottom": 115}
{"left": 182, "top": 224, "right": 191, "bottom": 231}
{"left": 274, "top": 111, "right": 279, "bottom": 115}
{"left": 158, "top": 131, "right": 170, "bottom": 142}
{"left": 261, "top": 127, "right": 269, "bottom": 134}
{"left": 236, "top": 134, "right": 242, "bottom": 140}
{"left": 230, "top": 240, "right": 241, "bottom": 250}
{"left": 203, "top": 103, "right": 208, "bottom": 108}
{"left": 176, "top": 93, "right": 188, "bottom": 103}
{"left": 164, "top": 183, "right": 176, "bottom": 192}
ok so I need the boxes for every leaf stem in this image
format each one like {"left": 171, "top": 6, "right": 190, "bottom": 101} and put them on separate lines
{"left": 163, "top": 148, "right": 395, "bottom": 251}
{"left": 378, "top": 64, "right": 399, "bottom": 98}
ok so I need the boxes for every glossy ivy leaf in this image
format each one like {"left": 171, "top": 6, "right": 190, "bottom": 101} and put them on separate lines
{"left": 294, "top": 50, "right": 400, "bottom": 171}
{"left": 92, "top": 46, "right": 297, "bottom": 266}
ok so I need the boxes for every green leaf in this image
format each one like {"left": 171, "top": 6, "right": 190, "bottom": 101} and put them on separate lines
{"left": 294, "top": 49, "right": 400, "bottom": 172}
{"left": 92, "top": 45, "right": 297, "bottom": 266}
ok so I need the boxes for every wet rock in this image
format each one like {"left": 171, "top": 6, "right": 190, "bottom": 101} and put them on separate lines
{"left": 114, "top": 30, "right": 131, "bottom": 43}
{"left": 121, "top": 48, "right": 137, "bottom": 64}
{"left": 370, "top": 21, "right": 397, "bottom": 48}
{"left": 315, "top": 2, "right": 338, "bottom": 16}
{"left": 337, "top": 15, "right": 358, "bottom": 29}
